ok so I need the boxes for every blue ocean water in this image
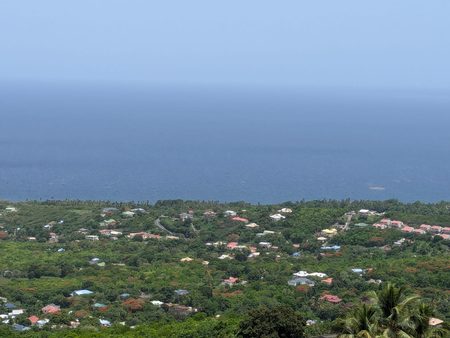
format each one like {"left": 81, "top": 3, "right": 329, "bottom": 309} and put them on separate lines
{"left": 1, "top": 83, "right": 449, "bottom": 203}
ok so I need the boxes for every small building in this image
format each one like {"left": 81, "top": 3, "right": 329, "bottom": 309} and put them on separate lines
{"left": 42, "top": 304, "right": 61, "bottom": 314}
{"left": 71, "top": 289, "right": 94, "bottom": 296}
{"left": 223, "top": 210, "right": 237, "bottom": 217}
{"left": 231, "top": 216, "right": 249, "bottom": 223}
{"left": 288, "top": 277, "right": 315, "bottom": 287}
{"left": 320, "top": 294, "right": 342, "bottom": 304}
{"left": 321, "top": 277, "right": 333, "bottom": 285}
{"left": 174, "top": 289, "right": 189, "bottom": 296}
{"left": 245, "top": 222, "right": 260, "bottom": 228}
{"left": 278, "top": 208, "right": 293, "bottom": 213}
{"left": 28, "top": 315, "right": 39, "bottom": 325}
{"left": 269, "top": 214, "right": 286, "bottom": 221}
{"left": 222, "top": 277, "right": 239, "bottom": 286}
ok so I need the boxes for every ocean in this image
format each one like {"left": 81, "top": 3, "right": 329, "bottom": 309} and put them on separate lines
{"left": 1, "top": 83, "right": 449, "bottom": 203}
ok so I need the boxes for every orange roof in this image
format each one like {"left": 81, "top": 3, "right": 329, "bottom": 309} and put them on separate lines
{"left": 231, "top": 216, "right": 249, "bottom": 223}
{"left": 28, "top": 315, "right": 39, "bottom": 324}
{"left": 321, "top": 277, "right": 333, "bottom": 285}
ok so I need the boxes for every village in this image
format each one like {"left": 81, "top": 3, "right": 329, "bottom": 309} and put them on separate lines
{"left": 0, "top": 201, "right": 448, "bottom": 334}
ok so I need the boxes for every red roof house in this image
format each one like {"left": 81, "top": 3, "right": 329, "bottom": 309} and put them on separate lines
{"left": 320, "top": 294, "right": 342, "bottom": 303}
{"left": 321, "top": 278, "right": 333, "bottom": 285}
{"left": 231, "top": 216, "right": 249, "bottom": 223}
{"left": 227, "top": 242, "right": 238, "bottom": 249}
{"left": 420, "top": 224, "right": 431, "bottom": 231}
{"left": 401, "top": 226, "right": 414, "bottom": 233}
{"left": 223, "top": 277, "right": 239, "bottom": 285}
{"left": 28, "top": 315, "right": 39, "bottom": 325}
{"left": 42, "top": 304, "right": 61, "bottom": 314}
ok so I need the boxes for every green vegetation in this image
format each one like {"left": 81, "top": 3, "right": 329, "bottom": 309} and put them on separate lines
{"left": 0, "top": 199, "right": 448, "bottom": 337}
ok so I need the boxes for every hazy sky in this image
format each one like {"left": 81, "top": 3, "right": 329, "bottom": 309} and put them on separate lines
{"left": 1, "top": 1, "right": 449, "bottom": 89}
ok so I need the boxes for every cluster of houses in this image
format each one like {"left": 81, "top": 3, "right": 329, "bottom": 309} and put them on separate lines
{"left": 372, "top": 218, "right": 450, "bottom": 240}
{"left": 1, "top": 285, "right": 202, "bottom": 332}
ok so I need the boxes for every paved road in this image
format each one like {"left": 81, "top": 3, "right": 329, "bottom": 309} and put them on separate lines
{"left": 154, "top": 217, "right": 185, "bottom": 239}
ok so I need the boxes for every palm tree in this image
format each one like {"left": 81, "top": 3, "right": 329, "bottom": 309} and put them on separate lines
{"left": 405, "top": 303, "right": 448, "bottom": 338}
{"left": 370, "top": 283, "right": 418, "bottom": 338}
{"left": 338, "top": 303, "right": 378, "bottom": 338}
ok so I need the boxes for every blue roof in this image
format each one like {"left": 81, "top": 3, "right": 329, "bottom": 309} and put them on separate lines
{"left": 292, "top": 252, "right": 301, "bottom": 256}
{"left": 13, "top": 324, "right": 30, "bottom": 332}
{"left": 5, "top": 303, "right": 16, "bottom": 309}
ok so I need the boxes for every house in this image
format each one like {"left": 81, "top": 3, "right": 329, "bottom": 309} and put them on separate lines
{"left": 122, "top": 211, "right": 135, "bottom": 217}
{"left": 379, "top": 218, "right": 391, "bottom": 225}
{"left": 308, "top": 272, "right": 328, "bottom": 278}
{"left": 85, "top": 235, "right": 99, "bottom": 241}
{"left": 294, "top": 271, "right": 309, "bottom": 277}
{"left": 71, "top": 289, "right": 94, "bottom": 296}
{"left": 420, "top": 224, "right": 432, "bottom": 231}
{"left": 321, "top": 277, "right": 333, "bottom": 285}
{"left": 321, "top": 245, "right": 341, "bottom": 251}
{"left": 99, "top": 319, "right": 111, "bottom": 327}
{"left": 180, "top": 257, "right": 193, "bottom": 262}
{"left": 320, "top": 294, "right": 342, "bottom": 303}
{"left": 222, "top": 277, "right": 239, "bottom": 286}
{"left": 358, "top": 209, "right": 370, "bottom": 215}
{"left": 256, "top": 230, "right": 276, "bottom": 237}
{"left": 429, "top": 318, "right": 444, "bottom": 327}
{"left": 321, "top": 228, "right": 337, "bottom": 236}
{"left": 99, "top": 219, "right": 118, "bottom": 227}
{"left": 10, "top": 309, "right": 25, "bottom": 316}
{"left": 288, "top": 277, "right": 315, "bottom": 287}
{"left": 151, "top": 300, "right": 164, "bottom": 307}
{"left": 245, "top": 222, "right": 260, "bottom": 228}
{"left": 218, "top": 254, "right": 233, "bottom": 260}
{"left": 120, "top": 293, "right": 130, "bottom": 299}
{"left": 430, "top": 225, "right": 442, "bottom": 233}
{"left": 354, "top": 223, "right": 368, "bottom": 227}
{"left": 203, "top": 210, "right": 216, "bottom": 218}
{"left": 93, "top": 303, "right": 108, "bottom": 310}
{"left": 180, "top": 212, "right": 194, "bottom": 222}
{"left": 437, "top": 234, "right": 449, "bottom": 240}
{"left": 42, "top": 304, "right": 61, "bottom": 314}
{"left": 223, "top": 210, "right": 237, "bottom": 217}
{"left": 351, "top": 268, "right": 365, "bottom": 275}
{"left": 231, "top": 216, "right": 249, "bottom": 223}
{"left": 227, "top": 242, "right": 239, "bottom": 249}
{"left": 442, "top": 227, "right": 450, "bottom": 234}
{"left": 5, "top": 207, "right": 18, "bottom": 213}
{"left": 131, "top": 208, "right": 147, "bottom": 214}
{"left": 317, "top": 236, "right": 327, "bottom": 241}
{"left": 128, "top": 232, "right": 160, "bottom": 240}
{"left": 278, "top": 208, "right": 293, "bottom": 213}
{"left": 57, "top": 248, "right": 65, "bottom": 253}
{"left": 372, "top": 223, "right": 387, "bottom": 229}
{"left": 269, "top": 214, "right": 286, "bottom": 221}
{"left": 102, "top": 207, "right": 119, "bottom": 215}
{"left": 163, "top": 303, "right": 197, "bottom": 318}
{"left": 12, "top": 324, "right": 30, "bottom": 332}
{"left": 174, "top": 289, "right": 189, "bottom": 296}
{"left": 413, "top": 229, "right": 426, "bottom": 235}
{"left": 401, "top": 226, "right": 414, "bottom": 233}
{"left": 292, "top": 252, "right": 301, "bottom": 257}
{"left": 391, "top": 220, "right": 404, "bottom": 228}
{"left": 4, "top": 303, "right": 16, "bottom": 310}
{"left": 258, "top": 241, "right": 272, "bottom": 248}
{"left": 306, "top": 319, "right": 317, "bottom": 326}
{"left": 28, "top": 316, "right": 39, "bottom": 325}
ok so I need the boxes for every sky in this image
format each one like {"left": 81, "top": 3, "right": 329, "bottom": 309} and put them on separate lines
{"left": 1, "top": 1, "right": 450, "bottom": 89}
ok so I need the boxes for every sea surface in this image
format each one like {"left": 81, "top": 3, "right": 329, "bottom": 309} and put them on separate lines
{"left": 1, "top": 83, "right": 449, "bottom": 203}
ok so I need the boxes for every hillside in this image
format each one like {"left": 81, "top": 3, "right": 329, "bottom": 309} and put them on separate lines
{"left": 0, "top": 199, "right": 448, "bottom": 337}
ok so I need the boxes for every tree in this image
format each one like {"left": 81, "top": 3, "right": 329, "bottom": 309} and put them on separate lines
{"left": 337, "top": 304, "right": 378, "bottom": 338}
{"left": 371, "top": 283, "right": 418, "bottom": 337}
{"left": 238, "top": 305, "right": 305, "bottom": 338}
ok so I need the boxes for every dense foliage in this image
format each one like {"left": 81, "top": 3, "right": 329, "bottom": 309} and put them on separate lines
{"left": 0, "top": 199, "right": 448, "bottom": 337}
